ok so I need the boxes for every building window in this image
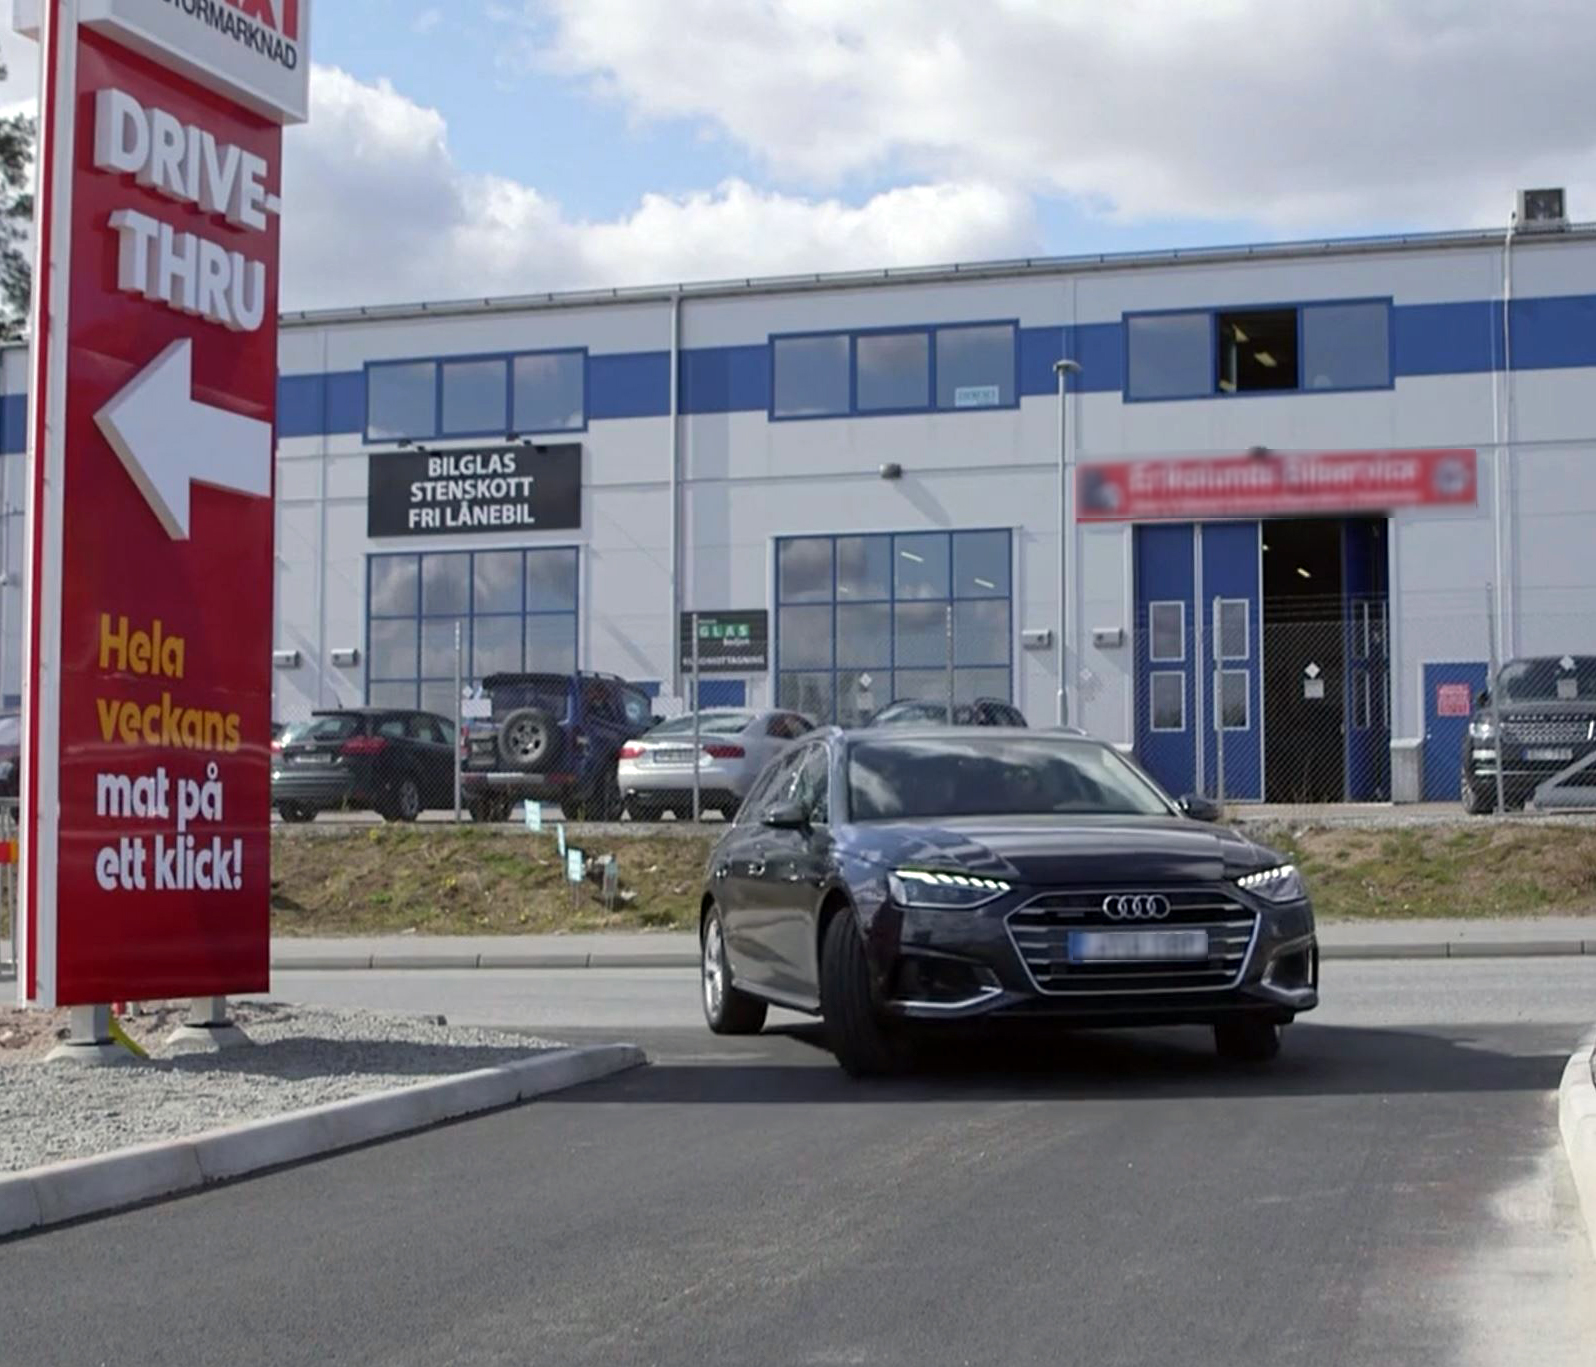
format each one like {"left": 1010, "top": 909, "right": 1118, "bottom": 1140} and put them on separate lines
{"left": 1127, "top": 299, "right": 1392, "bottom": 400}
{"left": 937, "top": 323, "right": 1016, "bottom": 409}
{"left": 1218, "top": 599, "right": 1249, "bottom": 661}
{"left": 776, "top": 530, "right": 1013, "bottom": 726}
{"left": 513, "top": 351, "right": 585, "bottom": 434}
{"left": 367, "top": 360, "right": 437, "bottom": 442}
{"left": 365, "top": 349, "right": 586, "bottom": 444}
{"left": 772, "top": 334, "right": 850, "bottom": 418}
{"left": 1150, "top": 672, "right": 1186, "bottom": 731}
{"left": 1302, "top": 301, "right": 1390, "bottom": 391}
{"left": 856, "top": 331, "right": 930, "bottom": 412}
{"left": 1149, "top": 601, "right": 1185, "bottom": 662}
{"left": 1217, "top": 309, "right": 1297, "bottom": 393}
{"left": 1125, "top": 312, "right": 1211, "bottom": 401}
{"left": 772, "top": 321, "right": 1017, "bottom": 419}
{"left": 366, "top": 547, "right": 579, "bottom": 714}
{"left": 1217, "top": 670, "right": 1250, "bottom": 730}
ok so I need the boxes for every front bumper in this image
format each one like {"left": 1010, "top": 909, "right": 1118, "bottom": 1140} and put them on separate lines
{"left": 870, "top": 887, "right": 1318, "bottom": 1026}
{"left": 618, "top": 757, "right": 749, "bottom": 796}
{"left": 1468, "top": 746, "right": 1596, "bottom": 795}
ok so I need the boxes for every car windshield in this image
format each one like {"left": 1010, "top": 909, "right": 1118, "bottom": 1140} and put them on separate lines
{"left": 647, "top": 712, "right": 753, "bottom": 737}
{"left": 484, "top": 678, "right": 571, "bottom": 721}
{"left": 298, "top": 714, "right": 361, "bottom": 742}
{"left": 1497, "top": 657, "right": 1596, "bottom": 703}
{"left": 848, "top": 737, "right": 1174, "bottom": 820}
{"left": 872, "top": 701, "right": 948, "bottom": 725}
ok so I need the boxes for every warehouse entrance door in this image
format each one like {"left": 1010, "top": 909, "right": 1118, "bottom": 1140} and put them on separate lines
{"left": 1260, "top": 517, "right": 1390, "bottom": 802}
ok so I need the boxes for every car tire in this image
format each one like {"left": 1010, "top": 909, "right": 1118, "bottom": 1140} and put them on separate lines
{"left": 701, "top": 906, "right": 767, "bottom": 1035}
{"left": 820, "top": 909, "right": 906, "bottom": 1078}
{"left": 1461, "top": 773, "right": 1491, "bottom": 816}
{"left": 1214, "top": 1019, "right": 1282, "bottom": 1062}
{"left": 383, "top": 775, "right": 422, "bottom": 823}
{"left": 468, "top": 797, "right": 512, "bottom": 824}
{"left": 497, "top": 708, "right": 558, "bottom": 773}
{"left": 277, "top": 802, "right": 315, "bottom": 824}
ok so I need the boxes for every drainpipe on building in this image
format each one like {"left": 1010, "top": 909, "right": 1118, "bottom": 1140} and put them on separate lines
{"left": 668, "top": 292, "right": 682, "bottom": 704}
{"left": 1492, "top": 216, "right": 1516, "bottom": 667}
{"left": 1054, "top": 357, "right": 1083, "bottom": 726}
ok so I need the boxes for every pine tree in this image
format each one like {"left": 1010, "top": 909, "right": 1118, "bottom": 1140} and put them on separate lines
{"left": 0, "top": 64, "right": 35, "bottom": 341}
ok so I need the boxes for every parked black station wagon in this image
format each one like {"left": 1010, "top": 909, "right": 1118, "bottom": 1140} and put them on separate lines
{"left": 699, "top": 728, "right": 1318, "bottom": 1075}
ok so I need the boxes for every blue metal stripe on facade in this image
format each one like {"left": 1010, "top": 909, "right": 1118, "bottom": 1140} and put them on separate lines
{"left": 589, "top": 351, "right": 670, "bottom": 419}
{"left": 1391, "top": 300, "right": 1496, "bottom": 377}
{"left": 679, "top": 344, "right": 769, "bottom": 414}
{"left": 325, "top": 372, "right": 366, "bottom": 433}
{"left": 1, "top": 393, "right": 25, "bottom": 454}
{"left": 1017, "top": 326, "right": 1064, "bottom": 396}
{"left": 1510, "top": 294, "right": 1596, "bottom": 371}
{"left": 696, "top": 679, "right": 746, "bottom": 707}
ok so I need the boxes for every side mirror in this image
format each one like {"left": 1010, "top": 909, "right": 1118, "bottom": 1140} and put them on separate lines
{"left": 1178, "top": 793, "right": 1224, "bottom": 823}
{"left": 762, "top": 800, "right": 809, "bottom": 830}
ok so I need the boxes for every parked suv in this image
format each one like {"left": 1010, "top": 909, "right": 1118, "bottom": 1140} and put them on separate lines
{"left": 1461, "top": 655, "right": 1596, "bottom": 813}
{"left": 461, "top": 671, "right": 655, "bottom": 822}
{"left": 867, "top": 697, "right": 1028, "bottom": 727}
{"left": 272, "top": 708, "right": 457, "bottom": 823}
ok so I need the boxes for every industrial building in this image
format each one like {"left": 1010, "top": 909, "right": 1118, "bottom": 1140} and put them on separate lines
{"left": 3, "top": 193, "right": 1592, "bottom": 804}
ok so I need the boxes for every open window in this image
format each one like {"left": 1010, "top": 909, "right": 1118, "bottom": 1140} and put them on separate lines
{"left": 1217, "top": 309, "right": 1297, "bottom": 393}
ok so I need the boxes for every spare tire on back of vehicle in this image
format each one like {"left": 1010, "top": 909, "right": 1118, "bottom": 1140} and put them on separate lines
{"left": 497, "top": 708, "right": 559, "bottom": 772}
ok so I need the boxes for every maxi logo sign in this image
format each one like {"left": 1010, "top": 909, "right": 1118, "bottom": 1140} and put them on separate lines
{"left": 367, "top": 444, "right": 583, "bottom": 538}
{"left": 17, "top": 3, "right": 310, "bottom": 1009}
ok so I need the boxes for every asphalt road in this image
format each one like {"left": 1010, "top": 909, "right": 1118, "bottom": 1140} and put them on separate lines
{"left": 2, "top": 959, "right": 1594, "bottom": 1367}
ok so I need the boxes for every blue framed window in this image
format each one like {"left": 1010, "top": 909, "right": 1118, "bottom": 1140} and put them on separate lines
{"left": 770, "top": 321, "right": 1018, "bottom": 421}
{"left": 366, "top": 547, "right": 579, "bottom": 715}
{"left": 775, "top": 529, "right": 1012, "bottom": 725}
{"left": 1124, "top": 299, "right": 1392, "bottom": 401}
{"left": 365, "top": 349, "right": 587, "bottom": 443}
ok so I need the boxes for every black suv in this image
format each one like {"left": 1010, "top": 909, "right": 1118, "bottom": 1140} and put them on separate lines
{"left": 461, "top": 671, "right": 655, "bottom": 822}
{"left": 1462, "top": 655, "right": 1596, "bottom": 812}
{"left": 868, "top": 697, "right": 1028, "bottom": 727}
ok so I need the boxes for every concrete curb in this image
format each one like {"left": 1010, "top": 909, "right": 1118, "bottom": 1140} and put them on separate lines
{"left": 1559, "top": 1028, "right": 1596, "bottom": 1266}
{"left": 0, "top": 1043, "right": 644, "bottom": 1240}
{"left": 270, "top": 941, "right": 1596, "bottom": 972}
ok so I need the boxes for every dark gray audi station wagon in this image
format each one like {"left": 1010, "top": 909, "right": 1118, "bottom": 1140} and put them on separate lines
{"left": 699, "top": 728, "right": 1319, "bottom": 1075}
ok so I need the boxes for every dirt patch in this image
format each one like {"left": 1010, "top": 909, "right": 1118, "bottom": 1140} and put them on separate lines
{"left": 1255, "top": 822, "right": 1596, "bottom": 919}
{"left": 270, "top": 826, "right": 716, "bottom": 936}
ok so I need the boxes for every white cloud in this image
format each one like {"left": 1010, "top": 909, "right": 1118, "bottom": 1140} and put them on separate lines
{"left": 528, "top": 0, "right": 1596, "bottom": 230}
{"left": 281, "top": 67, "right": 1037, "bottom": 310}
{"left": 412, "top": 8, "right": 442, "bottom": 36}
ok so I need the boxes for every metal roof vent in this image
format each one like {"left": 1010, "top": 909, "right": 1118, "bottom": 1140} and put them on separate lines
{"left": 1516, "top": 188, "right": 1568, "bottom": 231}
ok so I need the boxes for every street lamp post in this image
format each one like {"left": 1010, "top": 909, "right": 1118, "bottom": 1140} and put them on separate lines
{"left": 1054, "top": 358, "right": 1083, "bottom": 727}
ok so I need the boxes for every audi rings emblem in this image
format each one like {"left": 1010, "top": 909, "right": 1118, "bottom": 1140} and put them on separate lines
{"left": 1102, "top": 894, "right": 1171, "bottom": 921}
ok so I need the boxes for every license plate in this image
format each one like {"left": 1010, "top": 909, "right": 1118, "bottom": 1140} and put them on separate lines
{"left": 1068, "top": 930, "right": 1210, "bottom": 963}
{"left": 296, "top": 753, "right": 332, "bottom": 765}
{"left": 1526, "top": 748, "right": 1574, "bottom": 763}
{"left": 652, "top": 748, "right": 695, "bottom": 765}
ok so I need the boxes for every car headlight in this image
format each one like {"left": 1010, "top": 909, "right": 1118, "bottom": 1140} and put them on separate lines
{"left": 1237, "top": 863, "right": 1307, "bottom": 904}
{"left": 888, "top": 868, "right": 1012, "bottom": 910}
{"left": 1468, "top": 718, "right": 1497, "bottom": 741}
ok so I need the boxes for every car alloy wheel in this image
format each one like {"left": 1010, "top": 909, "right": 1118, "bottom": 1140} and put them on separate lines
{"left": 398, "top": 777, "right": 421, "bottom": 821}
{"left": 701, "top": 906, "right": 767, "bottom": 1035}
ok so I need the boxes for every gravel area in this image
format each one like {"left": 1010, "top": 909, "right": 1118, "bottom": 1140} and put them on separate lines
{"left": 0, "top": 1000, "right": 561, "bottom": 1175}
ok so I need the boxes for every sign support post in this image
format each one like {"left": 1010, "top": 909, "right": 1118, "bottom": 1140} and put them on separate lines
{"left": 691, "top": 612, "right": 702, "bottom": 824}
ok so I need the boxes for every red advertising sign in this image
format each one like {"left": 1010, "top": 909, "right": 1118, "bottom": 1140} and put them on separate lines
{"left": 18, "top": 4, "right": 310, "bottom": 1007}
{"left": 1078, "top": 448, "right": 1478, "bottom": 522}
{"left": 1436, "top": 683, "right": 1475, "bottom": 719}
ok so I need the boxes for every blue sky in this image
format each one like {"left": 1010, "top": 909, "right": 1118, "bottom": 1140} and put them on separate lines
{"left": 5, "top": 1, "right": 1587, "bottom": 309}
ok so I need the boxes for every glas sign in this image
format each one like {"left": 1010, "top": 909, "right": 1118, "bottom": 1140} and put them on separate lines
{"left": 680, "top": 611, "right": 770, "bottom": 674}
{"left": 953, "top": 384, "right": 1001, "bottom": 408}
{"left": 367, "top": 443, "right": 582, "bottom": 538}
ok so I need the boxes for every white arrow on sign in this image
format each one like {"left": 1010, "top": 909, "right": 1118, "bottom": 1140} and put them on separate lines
{"left": 94, "top": 338, "right": 272, "bottom": 540}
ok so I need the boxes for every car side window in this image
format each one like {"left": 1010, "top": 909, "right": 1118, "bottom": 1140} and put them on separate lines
{"left": 407, "top": 714, "right": 442, "bottom": 743}
{"left": 377, "top": 716, "right": 407, "bottom": 740}
{"left": 742, "top": 749, "right": 804, "bottom": 823}
{"left": 589, "top": 685, "right": 624, "bottom": 725}
{"left": 621, "top": 688, "right": 652, "bottom": 727}
{"left": 792, "top": 743, "right": 830, "bottom": 825}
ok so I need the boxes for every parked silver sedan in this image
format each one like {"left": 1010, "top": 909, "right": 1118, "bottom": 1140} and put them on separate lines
{"left": 618, "top": 709, "right": 815, "bottom": 819}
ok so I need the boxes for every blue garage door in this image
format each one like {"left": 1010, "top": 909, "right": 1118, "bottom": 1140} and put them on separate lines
{"left": 1423, "top": 661, "right": 1488, "bottom": 800}
{"left": 1134, "top": 524, "right": 1197, "bottom": 798}
{"left": 1200, "top": 522, "right": 1262, "bottom": 802}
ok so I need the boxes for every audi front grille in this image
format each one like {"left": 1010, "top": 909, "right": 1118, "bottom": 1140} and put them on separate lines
{"left": 1502, "top": 716, "right": 1596, "bottom": 745}
{"left": 1005, "top": 888, "right": 1258, "bottom": 995}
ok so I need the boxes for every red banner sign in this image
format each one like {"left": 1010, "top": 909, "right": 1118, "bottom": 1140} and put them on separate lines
{"left": 20, "top": 8, "right": 308, "bottom": 1007}
{"left": 1078, "top": 448, "right": 1478, "bottom": 522}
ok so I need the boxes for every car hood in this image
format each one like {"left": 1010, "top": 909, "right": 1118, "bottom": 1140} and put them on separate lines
{"left": 840, "top": 815, "right": 1277, "bottom": 886}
